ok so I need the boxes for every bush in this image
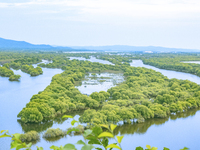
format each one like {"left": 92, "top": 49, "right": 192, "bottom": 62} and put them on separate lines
{"left": 9, "top": 74, "right": 21, "bottom": 81}
{"left": 43, "top": 128, "right": 67, "bottom": 138}
{"left": 20, "top": 131, "right": 40, "bottom": 142}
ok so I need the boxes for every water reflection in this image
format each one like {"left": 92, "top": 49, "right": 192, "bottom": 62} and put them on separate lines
{"left": 69, "top": 56, "right": 114, "bottom": 65}
{"left": 21, "top": 106, "right": 199, "bottom": 144}
{"left": 181, "top": 61, "right": 200, "bottom": 64}
{"left": 114, "top": 108, "right": 199, "bottom": 136}
{"left": 18, "top": 110, "right": 85, "bottom": 133}
{"left": 18, "top": 120, "right": 54, "bottom": 133}
{"left": 43, "top": 135, "right": 67, "bottom": 142}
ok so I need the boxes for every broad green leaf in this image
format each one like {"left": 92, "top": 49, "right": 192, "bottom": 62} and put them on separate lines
{"left": 12, "top": 133, "right": 21, "bottom": 140}
{"left": 151, "top": 147, "right": 158, "bottom": 150}
{"left": 50, "top": 145, "right": 60, "bottom": 150}
{"left": 67, "top": 128, "right": 80, "bottom": 134}
{"left": 2, "top": 130, "right": 9, "bottom": 134}
{"left": 27, "top": 142, "right": 32, "bottom": 148}
{"left": 98, "top": 132, "right": 114, "bottom": 138}
{"left": 146, "top": 145, "right": 151, "bottom": 149}
{"left": 0, "top": 134, "right": 11, "bottom": 138}
{"left": 81, "top": 144, "right": 94, "bottom": 150}
{"left": 1, "top": 130, "right": 6, "bottom": 133}
{"left": 116, "top": 136, "right": 124, "bottom": 144}
{"left": 100, "top": 124, "right": 109, "bottom": 129}
{"left": 88, "top": 139, "right": 101, "bottom": 145}
{"left": 135, "top": 146, "right": 144, "bottom": 150}
{"left": 60, "top": 146, "right": 64, "bottom": 150}
{"left": 110, "top": 124, "right": 117, "bottom": 132}
{"left": 87, "top": 136, "right": 101, "bottom": 145}
{"left": 10, "top": 141, "right": 20, "bottom": 149}
{"left": 16, "top": 144, "right": 25, "bottom": 150}
{"left": 71, "top": 120, "right": 78, "bottom": 126}
{"left": 63, "top": 144, "right": 77, "bottom": 150}
{"left": 62, "top": 115, "right": 73, "bottom": 119}
{"left": 163, "top": 148, "right": 170, "bottom": 150}
{"left": 106, "top": 144, "right": 121, "bottom": 150}
{"left": 37, "top": 146, "right": 44, "bottom": 150}
{"left": 92, "top": 126, "right": 102, "bottom": 137}
{"left": 83, "top": 129, "right": 93, "bottom": 137}
{"left": 95, "top": 148, "right": 103, "bottom": 150}
{"left": 76, "top": 140, "right": 85, "bottom": 145}
{"left": 102, "top": 138, "right": 109, "bottom": 147}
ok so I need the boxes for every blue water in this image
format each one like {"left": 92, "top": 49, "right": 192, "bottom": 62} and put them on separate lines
{"left": 130, "top": 60, "right": 200, "bottom": 84}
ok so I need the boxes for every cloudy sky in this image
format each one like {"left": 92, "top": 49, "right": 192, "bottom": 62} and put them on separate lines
{"left": 0, "top": 0, "right": 200, "bottom": 49}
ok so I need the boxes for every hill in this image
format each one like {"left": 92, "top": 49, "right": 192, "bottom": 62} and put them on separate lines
{"left": 71, "top": 45, "right": 200, "bottom": 52}
{"left": 0, "top": 37, "right": 72, "bottom": 51}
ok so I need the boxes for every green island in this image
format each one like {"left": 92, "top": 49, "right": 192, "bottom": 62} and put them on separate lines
{"left": 17, "top": 53, "right": 200, "bottom": 124}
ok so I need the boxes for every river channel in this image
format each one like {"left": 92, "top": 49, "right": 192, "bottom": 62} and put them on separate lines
{"left": 1, "top": 58, "right": 200, "bottom": 150}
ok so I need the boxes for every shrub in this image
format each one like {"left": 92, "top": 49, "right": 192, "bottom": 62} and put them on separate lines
{"left": 20, "top": 131, "right": 40, "bottom": 142}
{"left": 43, "top": 128, "right": 67, "bottom": 138}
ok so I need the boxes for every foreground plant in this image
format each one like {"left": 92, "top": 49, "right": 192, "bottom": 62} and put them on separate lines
{"left": 0, "top": 116, "right": 189, "bottom": 150}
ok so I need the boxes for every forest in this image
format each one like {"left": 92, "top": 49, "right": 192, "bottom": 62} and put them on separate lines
{"left": 14, "top": 52, "right": 200, "bottom": 125}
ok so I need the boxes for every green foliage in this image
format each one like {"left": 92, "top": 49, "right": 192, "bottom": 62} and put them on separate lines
{"left": 21, "top": 65, "right": 43, "bottom": 76}
{"left": 20, "top": 131, "right": 40, "bottom": 142}
{"left": 9, "top": 74, "right": 21, "bottom": 81}
{"left": 18, "top": 108, "right": 43, "bottom": 123}
{"left": 43, "top": 128, "right": 67, "bottom": 138}
{"left": 0, "top": 66, "right": 14, "bottom": 78}
{"left": 142, "top": 53, "right": 200, "bottom": 77}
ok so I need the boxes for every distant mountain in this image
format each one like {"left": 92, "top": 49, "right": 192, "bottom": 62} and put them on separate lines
{"left": 1, "top": 37, "right": 199, "bottom": 52}
{"left": 71, "top": 45, "right": 200, "bottom": 52}
{"left": 0, "top": 37, "right": 72, "bottom": 51}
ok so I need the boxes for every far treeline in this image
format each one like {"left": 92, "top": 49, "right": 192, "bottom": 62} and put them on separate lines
{"left": 141, "top": 53, "right": 200, "bottom": 77}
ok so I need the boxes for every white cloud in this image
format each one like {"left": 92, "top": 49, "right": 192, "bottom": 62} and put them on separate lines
{"left": 1, "top": 0, "right": 200, "bottom": 23}
{"left": 0, "top": 0, "right": 199, "bottom": 25}
{"left": 0, "top": 0, "right": 200, "bottom": 48}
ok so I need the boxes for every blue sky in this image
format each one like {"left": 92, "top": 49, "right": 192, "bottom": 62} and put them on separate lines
{"left": 0, "top": 0, "right": 200, "bottom": 49}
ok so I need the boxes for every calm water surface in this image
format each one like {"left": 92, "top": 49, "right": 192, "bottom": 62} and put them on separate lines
{"left": 1, "top": 58, "right": 200, "bottom": 150}
{"left": 182, "top": 61, "right": 200, "bottom": 64}
{"left": 130, "top": 60, "right": 200, "bottom": 84}
{"left": 69, "top": 56, "right": 114, "bottom": 65}
{"left": 76, "top": 72, "right": 124, "bottom": 95}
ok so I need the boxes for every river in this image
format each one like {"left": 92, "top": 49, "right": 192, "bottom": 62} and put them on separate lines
{"left": 1, "top": 58, "right": 200, "bottom": 150}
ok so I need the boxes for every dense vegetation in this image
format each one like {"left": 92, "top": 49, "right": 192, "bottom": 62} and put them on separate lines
{"left": 9, "top": 74, "right": 21, "bottom": 81}
{"left": 17, "top": 54, "right": 200, "bottom": 125}
{"left": 141, "top": 53, "right": 200, "bottom": 76}
{"left": 17, "top": 58, "right": 125, "bottom": 123}
{"left": 43, "top": 128, "right": 67, "bottom": 139}
{"left": 20, "top": 131, "right": 40, "bottom": 142}
{"left": 80, "top": 67, "right": 200, "bottom": 124}
{"left": 0, "top": 52, "right": 45, "bottom": 79}
{"left": 0, "top": 66, "right": 14, "bottom": 77}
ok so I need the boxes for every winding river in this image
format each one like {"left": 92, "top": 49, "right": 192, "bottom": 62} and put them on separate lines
{"left": 1, "top": 58, "right": 200, "bottom": 150}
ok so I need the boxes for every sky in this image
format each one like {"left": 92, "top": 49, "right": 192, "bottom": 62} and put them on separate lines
{"left": 0, "top": 0, "right": 200, "bottom": 49}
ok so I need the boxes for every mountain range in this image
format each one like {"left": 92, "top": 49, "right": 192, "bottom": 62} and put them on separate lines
{"left": 0, "top": 37, "right": 199, "bottom": 52}
{"left": 71, "top": 45, "right": 200, "bottom": 52}
{"left": 0, "top": 37, "right": 72, "bottom": 51}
